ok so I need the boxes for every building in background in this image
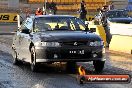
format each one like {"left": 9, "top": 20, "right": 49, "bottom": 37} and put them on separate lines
{"left": 0, "top": 0, "right": 19, "bottom": 8}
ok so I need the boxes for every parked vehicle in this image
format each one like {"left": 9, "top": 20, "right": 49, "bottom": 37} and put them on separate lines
{"left": 106, "top": 9, "right": 132, "bottom": 35}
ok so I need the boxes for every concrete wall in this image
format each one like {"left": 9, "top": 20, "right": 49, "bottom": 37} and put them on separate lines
{"left": 109, "top": 35, "right": 132, "bottom": 54}
{"left": 108, "top": 0, "right": 128, "bottom": 9}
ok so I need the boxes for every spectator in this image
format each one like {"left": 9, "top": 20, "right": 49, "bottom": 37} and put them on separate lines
{"left": 46, "top": 0, "right": 57, "bottom": 15}
{"left": 51, "top": 0, "right": 57, "bottom": 14}
{"left": 81, "top": 0, "right": 86, "bottom": 8}
{"left": 78, "top": 0, "right": 87, "bottom": 21}
{"left": 35, "top": 8, "right": 43, "bottom": 16}
{"left": 108, "top": 2, "right": 114, "bottom": 10}
{"left": 79, "top": 7, "right": 87, "bottom": 21}
{"left": 25, "top": 8, "right": 30, "bottom": 17}
{"left": 43, "top": 7, "right": 47, "bottom": 15}
{"left": 99, "top": 7, "right": 112, "bottom": 47}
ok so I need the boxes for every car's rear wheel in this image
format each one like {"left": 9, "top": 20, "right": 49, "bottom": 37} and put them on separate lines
{"left": 12, "top": 49, "right": 20, "bottom": 65}
{"left": 31, "top": 46, "right": 38, "bottom": 72}
{"left": 93, "top": 60, "right": 105, "bottom": 73}
{"left": 66, "top": 62, "right": 77, "bottom": 73}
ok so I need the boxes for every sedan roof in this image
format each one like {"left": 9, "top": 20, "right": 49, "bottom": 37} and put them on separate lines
{"left": 34, "top": 15, "right": 75, "bottom": 18}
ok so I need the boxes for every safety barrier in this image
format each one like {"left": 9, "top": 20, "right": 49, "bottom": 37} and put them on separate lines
{"left": 109, "top": 35, "right": 132, "bottom": 54}
{"left": 0, "top": 13, "right": 17, "bottom": 23}
{"left": 109, "top": 22, "right": 132, "bottom": 54}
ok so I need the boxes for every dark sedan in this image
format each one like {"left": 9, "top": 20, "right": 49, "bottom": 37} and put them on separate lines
{"left": 105, "top": 10, "right": 132, "bottom": 35}
{"left": 106, "top": 9, "right": 132, "bottom": 23}
{"left": 12, "top": 15, "right": 105, "bottom": 72}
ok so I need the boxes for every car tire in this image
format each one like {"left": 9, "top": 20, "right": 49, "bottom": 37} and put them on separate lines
{"left": 31, "top": 46, "right": 38, "bottom": 72}
{"left": 66, "top": 62, "right": 77, "bottom": 73}
{"left": 12, "top": 49, "right": 20, "bottom": 65}
{"left": 93, "top": 60, "right": 105, "bottom": 73}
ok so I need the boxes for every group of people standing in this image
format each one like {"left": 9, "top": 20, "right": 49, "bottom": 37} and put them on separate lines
{"left": 35, "top": 0, "right": 57, "bottom": 16}
{"left": 35, "top": 0, "right": 87, "bottom": 21}
{"left": 35, "top": 0, "right": 114, "bottom": 21}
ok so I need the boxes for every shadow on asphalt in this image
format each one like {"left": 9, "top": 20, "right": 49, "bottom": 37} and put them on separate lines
{"left": 0, "top": 50, "right": 132, "bottom": 77}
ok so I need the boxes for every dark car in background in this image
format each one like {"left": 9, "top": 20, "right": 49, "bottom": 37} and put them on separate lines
{"left": 12, "top": 15, "right": 105, "bottom": 72}
{"left": 95, "top": 9, "right": 131, "bottom": 24}
{"left": 106, "top": 9, "right": 132, "bottom": 24}
{"left": 95, "top": 9, "right": 132, "bottom": 41}
{"left": 106, "top": 9, "right": 128, "bottom": 18}
{"left": 106, "top": 9, "right": 132, "bottom": 35}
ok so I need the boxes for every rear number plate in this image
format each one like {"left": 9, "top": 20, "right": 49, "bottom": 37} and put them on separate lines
{"left": 69, "top": 50, "right": 84, "bottom": 54}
